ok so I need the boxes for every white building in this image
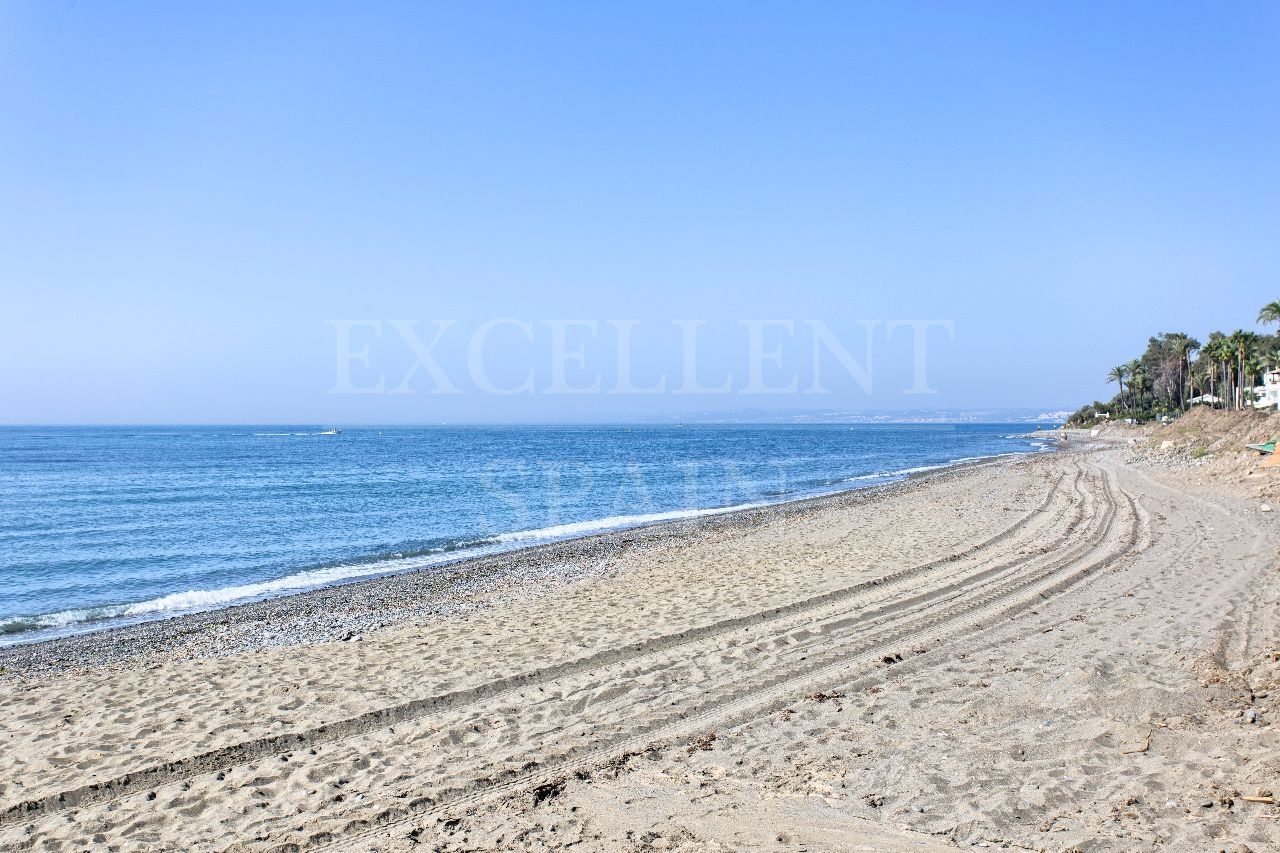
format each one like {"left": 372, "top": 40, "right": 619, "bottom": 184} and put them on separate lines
{"left": 1251, "top": 368, "right": 1280, "bottom": 410}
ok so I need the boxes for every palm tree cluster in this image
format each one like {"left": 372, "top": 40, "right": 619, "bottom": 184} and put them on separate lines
{"left": 1070, "top": 300, "right": 1280, "bottom": 426}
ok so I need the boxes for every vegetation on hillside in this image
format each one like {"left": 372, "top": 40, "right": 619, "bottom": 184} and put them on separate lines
{"left": 1068, "top": 301, "right": 1280, "bottom": 427}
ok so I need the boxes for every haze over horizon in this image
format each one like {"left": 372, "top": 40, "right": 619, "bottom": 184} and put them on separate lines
{"left": 3, "top": 2, "right": 1278, "bottom": 424}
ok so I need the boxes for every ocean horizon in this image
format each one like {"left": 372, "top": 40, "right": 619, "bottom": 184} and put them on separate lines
{"left": 0, "top": 423, "right": 1054, "bottom": 643}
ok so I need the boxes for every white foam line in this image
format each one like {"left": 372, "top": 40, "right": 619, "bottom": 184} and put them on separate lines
{"left": 491, "top": 503, "right": 769, "bottom": 545}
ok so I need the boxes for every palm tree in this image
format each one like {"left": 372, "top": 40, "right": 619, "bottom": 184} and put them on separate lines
{"left": 1106, "top": 365, "right": 1128, "bottom": 410}
{"left": 1214, "top": 338, "right": 1235, "bottom": 407}
{"left": 1258, "top": 300, "right": 1280, "bottom": 327}
{"left": 1199, "top": 352, "right": 1213, "bottom": 404}
{"left": 1229, "top": 330, "right": 1260, "bottom": 409}
{"left": 1245, "top": 354, "right": 1264, "bottom": 407}
{"left": 1200, "top": 338, "right": 1225, "bottom": 405}
{"left": 1179, "top": 337, "right": 1200, "bottom": 408}
{"left": 1126, "top": 359, "right": 1144, "bottom": 412}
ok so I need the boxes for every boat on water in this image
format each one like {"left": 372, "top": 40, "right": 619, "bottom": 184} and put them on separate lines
{"left": 318, "top": 428, "right": 342, "bottom": 436}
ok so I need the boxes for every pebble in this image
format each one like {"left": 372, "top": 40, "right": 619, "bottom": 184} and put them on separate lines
{"left": 1261, "top": 504, "right": 1273, "bottom": 513}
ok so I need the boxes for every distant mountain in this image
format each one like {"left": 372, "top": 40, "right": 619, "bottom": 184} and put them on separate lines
{"left": 634, "top": 408, "right": 1072, "bottom": 425}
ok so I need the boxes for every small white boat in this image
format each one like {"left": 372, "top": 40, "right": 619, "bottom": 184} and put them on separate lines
{"left": 318, "top": 428, "right": 342, "bottom": 436}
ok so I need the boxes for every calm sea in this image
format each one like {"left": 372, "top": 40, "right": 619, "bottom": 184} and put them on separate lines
{"left": 0, "top": 424, "right": 1053, "bottom": 642}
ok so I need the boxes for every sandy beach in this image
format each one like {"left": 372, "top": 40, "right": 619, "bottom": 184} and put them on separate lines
{"left": 3, "top": 434, "right": 1279, "bottom": 852}
{"left": 5, "top": 4, "right": 1275, "bottom": 849}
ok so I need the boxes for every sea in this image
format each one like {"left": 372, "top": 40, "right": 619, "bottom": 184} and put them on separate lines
{"left": 0, "top": 424, "right": 1055, "bottom": 643}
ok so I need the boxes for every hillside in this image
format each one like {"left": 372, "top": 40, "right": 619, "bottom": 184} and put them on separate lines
{"left": 1083, "top": 406, "right": 1280, "bottom": 499}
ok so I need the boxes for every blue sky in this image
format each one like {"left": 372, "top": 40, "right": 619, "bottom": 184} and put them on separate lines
{"left": 2, "top": 2, "right": 1278, "bottom": 423}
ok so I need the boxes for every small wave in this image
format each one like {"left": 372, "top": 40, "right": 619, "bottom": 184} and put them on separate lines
{"left": 842, "top": 472, "right": 896, "bottom": 483}
{"left": 253, "top": 432, "right": 341, "bottom": 437}
{"left": 841, "top": 462, "right": 952, "bottom": 483}
{"left": 0, "top": 544, "right": 500, "bottom": 640}
{"left": 492, "top": 502, "right": 770, "bottom": 546}
{"left": 837, "top": 451, "right": 1047, "bottom": 486}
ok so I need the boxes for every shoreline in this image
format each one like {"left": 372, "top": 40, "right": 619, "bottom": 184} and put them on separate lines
{"left": 5, "top": 440, "right": 1278, "bottom": 851}
{"left": 0, "top": 448, "right": 1049, "bottom": 674}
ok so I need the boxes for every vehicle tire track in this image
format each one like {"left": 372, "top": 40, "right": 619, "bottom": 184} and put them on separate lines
{"left": 0, "top": 468, "right": 1077, "bottom": 831}
{"left": 288, "top": 462, "right": 1138, "bottom": 853}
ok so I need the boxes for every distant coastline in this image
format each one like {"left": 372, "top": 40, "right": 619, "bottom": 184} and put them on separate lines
{"left": 631, "top": 407, "right": 1072, "bottom": 425}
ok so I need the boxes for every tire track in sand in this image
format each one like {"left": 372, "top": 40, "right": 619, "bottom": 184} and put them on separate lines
{"left": 0, "top": 468, "right": 1076, "bottom": 833}
{"left": 287, "top": 463, "right": 1138, "bottom": 853}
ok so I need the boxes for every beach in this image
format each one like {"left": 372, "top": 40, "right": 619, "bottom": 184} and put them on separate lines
{"left": 2, "top": 438, "right": 1279, "bottom": 852}
{"left": 5, "top": 3, "right": 1274, "bottom": 850}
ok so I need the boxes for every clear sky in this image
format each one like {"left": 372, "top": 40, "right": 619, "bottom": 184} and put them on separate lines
{"left": 2, "top": 2, "right": 1278, "bottom": 424}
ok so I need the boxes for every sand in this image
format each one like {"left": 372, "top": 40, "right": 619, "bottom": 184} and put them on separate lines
{"left": 1, "top": 439, "right": 1278, "bottom": 852}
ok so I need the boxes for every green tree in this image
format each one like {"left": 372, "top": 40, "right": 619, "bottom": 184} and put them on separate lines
{"left": 1177, "top": 336, "right": 1200, "bottom": 408}
{"left": 1245, "top": 354, "right": 1265, "bottom": 406}
{"left": 1198, "top": 334, "right": 1232, "bottom": 406}
{"left": 1127, "top": 359, "right": 1146, "bottom": 413}
{"left": 1258, "top": 300, "right": 1280, "bottom": 327}
{"left": 1138, "top": 332, "right": 1200, "bottom": 409}
{"left": 1106, "top": 364, "right": 1128, "bottom": 411}
{"left": 1228, "top": 329, "right": 1260, "bottom": 409}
